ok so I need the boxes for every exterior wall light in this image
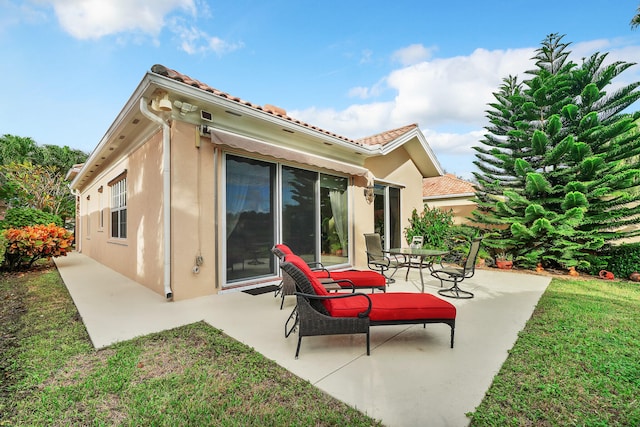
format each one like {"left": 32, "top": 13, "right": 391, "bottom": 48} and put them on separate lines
{"left": 364, "top": 186, "right": 375, "bottom": 204}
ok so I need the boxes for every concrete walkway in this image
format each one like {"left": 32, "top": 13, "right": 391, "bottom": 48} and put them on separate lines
{"left": 54, "top": 252, "right": 551, "bottom": 427}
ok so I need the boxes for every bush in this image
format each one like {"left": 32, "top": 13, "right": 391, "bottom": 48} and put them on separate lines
{"left": 605, "top": 243, "right": 640, "bottom": 280}
{"left": 2, "top": 224, "right": 73, "bottom": 271}
{"left": 0, "top": 207, "right": 63, "bottom": 229}
{"left": 404, "top": 206, "right": 454, "bottom": 250}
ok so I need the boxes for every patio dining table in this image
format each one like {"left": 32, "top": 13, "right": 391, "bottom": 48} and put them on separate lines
{"left": 388, "top": 248, "right": 449, "bottom": 292}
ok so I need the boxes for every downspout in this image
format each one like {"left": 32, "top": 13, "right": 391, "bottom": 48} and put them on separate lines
{"left": 68, "top": 186, "right": 81, "bottom": 253}
{"left": 140, "top": 98, "right": 173, "bottom": 300}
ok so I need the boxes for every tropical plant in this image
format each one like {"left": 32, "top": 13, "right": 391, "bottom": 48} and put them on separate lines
{"left": 0, "top": 135, "right": 87, "bottom": 222}
{"left": 0, "top": 162, "right": 74, "bottom": 219}
{"left": 472, "top": 33, "right": 640, "bottom": 270}
{"left": 2, "top": 224, "right": 73, "bottom": 271}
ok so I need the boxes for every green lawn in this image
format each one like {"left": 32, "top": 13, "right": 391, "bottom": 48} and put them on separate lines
{"left": 2, "top": 265, "right": 639, "bottom": 426}
{"left": 469, "top": 276, "right": 640, "bottom": 426}
{"left": 0, "top": 265, "right": 382, "bottom": 426}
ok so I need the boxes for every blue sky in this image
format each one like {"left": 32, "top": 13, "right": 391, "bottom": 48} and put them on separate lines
{"left": 1, "top": 1, "right": 639, "bottom": 179}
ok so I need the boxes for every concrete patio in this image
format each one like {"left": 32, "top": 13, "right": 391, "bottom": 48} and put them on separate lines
{"left": 54, "top": 251, "right": 551, "bottom": 427}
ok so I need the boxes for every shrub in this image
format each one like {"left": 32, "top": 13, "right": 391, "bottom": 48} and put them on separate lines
{"left": 2, "top": 224, "right": 73, "bottom": 271}
{"left": 605, "top": 243, "right": 640, "bottom": 280}
{"left": 0, "top": 207, "right": 63, "bottom": 229}
{"left": 404, "top": 206, "right": 454, "bottom": 250}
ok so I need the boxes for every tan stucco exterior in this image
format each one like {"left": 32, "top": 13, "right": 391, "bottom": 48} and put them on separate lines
{"left": 76, "top": 131, "right": 165, "bottom": 296}
{"left": 70, "top": 66, "right": 445, "bottom": 301}
{"left": 426, "top": 198, "right": 477, "bottom": 225}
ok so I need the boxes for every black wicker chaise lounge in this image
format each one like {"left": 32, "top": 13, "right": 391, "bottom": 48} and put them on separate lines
{"left": 281, "top": 254, "right": 457, "bottom": 358}
{"left": 272, "top": 244, "right": 387, "bottom": 309}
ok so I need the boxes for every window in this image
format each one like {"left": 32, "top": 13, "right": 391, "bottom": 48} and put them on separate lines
{"left": 110, "top": 175, "right": 127, "bottom": 239}
{"left": 98, "top": 186, "right": 104, "bottom": 230}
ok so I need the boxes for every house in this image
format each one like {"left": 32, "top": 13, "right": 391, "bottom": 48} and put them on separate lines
{"left": 422, "top": 174, "right": 477, "bottom": 224}
{"left": 67, "top": 64, "right": 444, "bottom": 301}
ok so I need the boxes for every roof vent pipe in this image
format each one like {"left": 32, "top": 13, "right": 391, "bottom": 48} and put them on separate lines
{"left": 140, "top": 97, "right": 173, "bottom": 300}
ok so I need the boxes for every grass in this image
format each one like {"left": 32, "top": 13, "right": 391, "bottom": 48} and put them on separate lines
{"left": 2, "top": 264, "right": 639, "bottom": 426}
{"left": 1, "top": 264, "right": 382, "bottom": 426}
{"left": 469, "top": 277, "right": 640, "bottom": 426}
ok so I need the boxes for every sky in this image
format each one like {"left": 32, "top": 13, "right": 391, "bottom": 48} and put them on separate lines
{"left": 1, "top": 1, "right": 639, "bottom": 179}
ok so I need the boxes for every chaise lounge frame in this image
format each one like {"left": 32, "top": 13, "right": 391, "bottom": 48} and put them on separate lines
{"left": 281, "top": 261, "right": 455, "bottom": 358}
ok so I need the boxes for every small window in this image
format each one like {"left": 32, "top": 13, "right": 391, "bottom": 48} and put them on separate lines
{"left": 109, "top": 174, "right": 127, "bottom": 239}
{"left": 98, "top": 186, "right": 104, "bottom": 230}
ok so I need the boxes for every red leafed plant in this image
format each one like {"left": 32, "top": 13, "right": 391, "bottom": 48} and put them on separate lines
{"left": 2, "top": 223, "right": 74, "bottom": 271}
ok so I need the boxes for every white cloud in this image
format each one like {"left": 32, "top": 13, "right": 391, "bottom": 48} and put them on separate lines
{"left": 387, "top": 47, "right": 535, "bottom": 127}
{"left": 43, "top": 0, "right": 195, "bottom": 39}
{"left": 391, "top": 43, "right": 436, "bottom": 66}
{"left": 170, "top": 19, "right": 244, "bottom": 55}
{"left": 38, "top": 0, "right": 243, "bottom": 55}
{"left": 423, "top": 129, "right": 486, "bottom": 156}
{"left": 292, "top": 46, "right": 535, "bottom": 139}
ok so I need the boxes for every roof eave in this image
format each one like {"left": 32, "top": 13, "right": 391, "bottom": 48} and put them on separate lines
{"left": 379, "top": 127, "right": 444, "bottom": 177}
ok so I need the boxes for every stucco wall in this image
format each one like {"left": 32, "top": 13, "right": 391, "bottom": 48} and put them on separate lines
{"left": 78, "top": 131, "right": 165, "bottom": 296}
{"left": 169, "top": 121, "right": 217, "bottom": 300}
{"left": 426, "top": 198, "right": 477, "bottom": 224}
{"left": 77, "top": 121, "right": 434, "bottom": 300}
{"left": 356, "top": 147, "right": 426, "bottom": 269}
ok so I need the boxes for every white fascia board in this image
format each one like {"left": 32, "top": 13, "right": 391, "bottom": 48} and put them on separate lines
{"left": 379, "top": 127, "right": 444, "bottom": 176}
{"left": 147, "top": 73, "right": 374, "bottom": 156}
{"left": 69, "top": 74, "right": 155, "bottom": 190}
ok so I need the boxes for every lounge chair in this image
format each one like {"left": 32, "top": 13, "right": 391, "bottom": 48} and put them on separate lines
{"left": 281, "top": 254, "right": 456, "bottom": 358}
{"left": 272, "top": 244, "right": 386, "bottom": 309}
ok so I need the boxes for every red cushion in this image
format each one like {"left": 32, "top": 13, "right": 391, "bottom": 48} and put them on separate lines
{"left": 327, "top": 293, "right": 456, "bottom": 321}
{"left": 325, "top": 271, "right": 385, "bottom": 288}
{"left": 275, "top": 244, "right": 294, "bottom": 255}
{"left": 284, "top": 254, "right": 329, "bottom": 297}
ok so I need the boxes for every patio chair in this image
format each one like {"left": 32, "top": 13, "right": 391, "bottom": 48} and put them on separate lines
{"left": 430, "top": 237, "right": 483, "bottom": 299}
{"left": 272, "top": 244, "right": 386, "bottom": 309}
{"left": 363, "top": 233, "right": 402, "bottom": 283}
{"left": 281, "top": 254, "right": 456, "bottom": 358}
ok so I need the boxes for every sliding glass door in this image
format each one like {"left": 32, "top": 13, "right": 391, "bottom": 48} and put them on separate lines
{"left": 226, "top": 155, "right": 275, "bottom": 282}
{"left": 282, "top": 166, "right": 316, "bottom": 262}
{"left": 373, "top": 184, "right": 401, "bottom": 250}
{"left": 320, "top": 174, "right": 348, "bottom": 265}
{"left": 225, "top": 155, "right": 350, "bottom": 285}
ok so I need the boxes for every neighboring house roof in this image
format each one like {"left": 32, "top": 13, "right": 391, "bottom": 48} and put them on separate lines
{"left": 423, "top": 174, "right": 476, "bottom": 200}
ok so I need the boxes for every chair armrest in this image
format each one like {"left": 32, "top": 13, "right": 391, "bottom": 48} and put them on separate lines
{"left": 307, "top": 261, "right": 326, "bottom": 271}
{"left": 366, "top": 251, "right": 391, "bottom": 267}
{"left": 321, "top": 278, "right": 356, "bottom": 292}
{"left": 295, "top": 291, "right": 372, "bottom": 318}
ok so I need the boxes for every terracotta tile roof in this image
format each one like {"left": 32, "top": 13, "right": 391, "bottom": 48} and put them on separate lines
{"left": 356, "top": 123, "right": 418, "bottom": 146}
{"left": 151, "top": 64, "right": 363, "bottom": 145}
{"left": 423, "top": 174, "right": 476, "bottom": 198}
